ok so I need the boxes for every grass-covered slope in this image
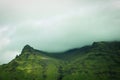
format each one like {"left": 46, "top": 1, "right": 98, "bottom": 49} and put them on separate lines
{"left": 0, "top": 41, "right": 120, "bottom": 80}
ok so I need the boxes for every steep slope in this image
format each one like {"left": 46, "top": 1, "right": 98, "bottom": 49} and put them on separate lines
{"left": 0, "top": 41, "right": 120, "bottom": 80}
{"left": 0, "top": 45, "right": 63, "bottom": 80}
{"left": 61, "top": 42, "right": 120, "bottom": 80}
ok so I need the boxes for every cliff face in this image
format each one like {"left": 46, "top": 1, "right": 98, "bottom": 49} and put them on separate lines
{"left": 0, "top": 41, "right": 120, "bottom": 80}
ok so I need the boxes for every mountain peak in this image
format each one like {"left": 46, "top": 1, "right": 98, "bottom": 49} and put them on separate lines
{"left": 21, "top": 44, "right": 34, "bottom": 53}
{"left": 24, "top": 44, "right": 32, "bottom": 48}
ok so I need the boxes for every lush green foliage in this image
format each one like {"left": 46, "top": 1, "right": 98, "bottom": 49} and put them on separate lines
{"left": 0, "top": 42, "right": 120, "bottom": 80}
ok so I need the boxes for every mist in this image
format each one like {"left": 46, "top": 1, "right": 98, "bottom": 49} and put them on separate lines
{"left": 0, "top": 0, "right": 120, "bottom": 64}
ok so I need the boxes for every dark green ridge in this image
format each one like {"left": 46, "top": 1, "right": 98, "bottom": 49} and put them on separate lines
{"left": 0, "top": 41, "right": 120, "bottom": 80}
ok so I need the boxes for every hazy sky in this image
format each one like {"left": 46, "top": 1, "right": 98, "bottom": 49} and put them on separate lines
{"left": 0, "top": 0, "right": 120, "bottom": 64}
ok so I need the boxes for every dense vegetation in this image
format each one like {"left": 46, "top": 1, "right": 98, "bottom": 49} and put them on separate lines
{"left": 0, "top": 41, "right": 120, "bottom": 80}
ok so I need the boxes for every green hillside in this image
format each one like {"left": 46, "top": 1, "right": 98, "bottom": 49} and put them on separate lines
{"left": 0, "top": 41, "right": 120, "bottom": 80}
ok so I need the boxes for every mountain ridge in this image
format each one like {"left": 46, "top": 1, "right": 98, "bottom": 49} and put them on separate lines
{"left": 0, "top": 41, "right": 120, "bottom": 80}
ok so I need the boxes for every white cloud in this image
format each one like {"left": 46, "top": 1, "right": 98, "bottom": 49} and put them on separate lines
{"left": 0, "top": 26, "right": 11, "bottom": 50}
{"left": 111, "top": 0, "right": 120, "bottom": 9}
{"left": 0, "top": 0, "right": 120, "bottom": 64}
{"left": 0, "top": 51, "right": 19, "bottom": 64}
{"left": 0, "top": 26, "right": 19, "bottom": 65}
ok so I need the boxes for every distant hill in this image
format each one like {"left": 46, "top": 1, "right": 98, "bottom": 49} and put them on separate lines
{"left": 0, "top": 41, "right": 120, "bottom": 80}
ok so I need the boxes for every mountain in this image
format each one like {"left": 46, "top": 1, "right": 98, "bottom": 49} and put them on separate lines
{"left": 0, "top": 41, "right": 120, "bottom": 80}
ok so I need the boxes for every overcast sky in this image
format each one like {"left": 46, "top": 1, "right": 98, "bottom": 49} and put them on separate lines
{"left": 0, "top": 0, "right": 120, "bottom": 64}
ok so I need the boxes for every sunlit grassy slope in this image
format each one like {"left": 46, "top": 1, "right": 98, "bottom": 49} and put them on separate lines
{"left": 0, "top": 41, "right": 120, "bottom": 80}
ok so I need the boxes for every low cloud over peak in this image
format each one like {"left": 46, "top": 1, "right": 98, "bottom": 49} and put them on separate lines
{"left": 0, "top": 0, "right": 120, "bottom": 64}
